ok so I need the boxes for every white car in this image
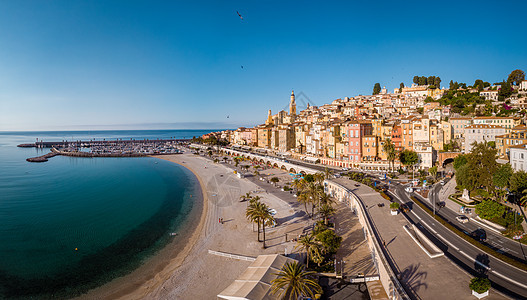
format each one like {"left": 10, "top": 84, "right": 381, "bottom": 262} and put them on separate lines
{"left": 269, "top": 208, "right": 277, "bottom": 215}
{"left": 456, "top": 215, "right": 469, "bottom": 223}
{"left": 440, "top": 180, "right": 445, "bottom": 185}
{"left": 405, "top": 187, "right": 413, "bottom": 193}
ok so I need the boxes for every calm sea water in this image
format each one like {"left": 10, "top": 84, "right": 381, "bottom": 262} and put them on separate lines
{"left": 0, "top": 130, "right": 216, "bottom": 299}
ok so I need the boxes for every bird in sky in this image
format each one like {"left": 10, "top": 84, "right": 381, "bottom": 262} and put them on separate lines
{"left": 227, "top": 115, "right": 230, "bottom": 118}
{"left": 236, "top": 11, "right": 243, "bottom": 20}
{"left": 241, "top": 65, "right": 244, "bottom": 69}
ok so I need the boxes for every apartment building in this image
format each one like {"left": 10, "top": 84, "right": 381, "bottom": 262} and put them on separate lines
{"left": 464, "top": 124, "right": 507, "bottom": 153}
{"left": 510, "top": 144, "right": 527, "bottom": 171}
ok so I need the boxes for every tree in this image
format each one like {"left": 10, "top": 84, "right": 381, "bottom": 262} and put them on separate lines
{"left": 399, "top": 149, "right": 419, "bottom": 179}
{"left": 240, "top": 192, "right": 252, "bottom": 203}
{"left": 246, "top": 200, "right": 264, "bottom": 242}
{"left": 270, "top": 262, "right": 322, "bottom": 300}
{"left": 270, "top": 177, "right": 280, "bottom": 185}
{"left": 418, "top": 76, "right": 427, "bottom": 86}
{"left": 429, "top": 166, "right": 438, "bottom": 179}
{"left": 434, "top": 76, "right": 441, "bottom": 88}
{"left": 295, "top": 234, "right": 320, "bottom": 268}
{"left": 319, "top": 203, "right": 336, "bottom": 225}
{"left": 383, "top": 138, "right": 396, "bottom": 173}
{"left": 453, "top": 154, "right": 468, "bottom": 170}
{"left": 373, "top": 83, "right": 381, "bottom": 95}
{"left": 510, "top": 170, "right": 527, "bottom": 194}
{"left": 428, "top": 76, "right": 435, "bottom": 87}
{"left": 413, "top": 76, "right": 419, "bottom": 85}
{"left": 399, "top": 82, "right": 405, "bottom": 93}
{"left": 493, "top": 164, "right": 513, "bottom": 201}
{"left": 461, "top": 142, "right": 497, "bottom": 193}
{"left": 498, "top": 81, "right": 512, "bottom": 100}
{"left": 507, "top": 69, "right": 525, "bottom": 86}
{"left": 316, "top": 229, "right": 342, "bottom": 254}
{"left": 475, "top": 200, "right": 505, "bottom": 220}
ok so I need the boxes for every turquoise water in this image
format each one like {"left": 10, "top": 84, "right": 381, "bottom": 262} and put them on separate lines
{"left": 0, "top": 130, "right": 215, "bottom": 299}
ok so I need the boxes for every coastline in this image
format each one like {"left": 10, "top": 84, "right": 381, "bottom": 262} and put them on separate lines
{"left": 76, "top": 151, "right": 310, "bottom": 299}
{"left": 75, "top": 154, "right": 208, "bottom": 300}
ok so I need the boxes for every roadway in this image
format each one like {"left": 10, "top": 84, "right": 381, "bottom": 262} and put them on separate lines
{"left": 390, "top": 182, "right": 527, "bottom": 298}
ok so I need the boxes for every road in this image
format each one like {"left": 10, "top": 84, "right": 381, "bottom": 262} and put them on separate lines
{"left": 390, "top": 182, "right": 527, "bottom": 298}
{"left": 427, "top": 183, "right": 527, "bottom": 262}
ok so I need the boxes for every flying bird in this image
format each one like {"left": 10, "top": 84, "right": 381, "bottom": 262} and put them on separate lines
{"left": 236, "top": 11, "right": 243, "bottom": 20}
{"left": 227, "top": 115, "right": 230, "bottom": 118}
{"left": 241, "top": 65, "right": 244, "bottom": 69}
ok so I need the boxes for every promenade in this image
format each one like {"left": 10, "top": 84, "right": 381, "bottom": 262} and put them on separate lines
{"left": 331, "top": 177, "right": 508, "bottom": 300}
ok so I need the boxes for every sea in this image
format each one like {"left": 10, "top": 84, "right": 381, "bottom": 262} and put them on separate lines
{"left": 0, "top": 129, "right": 217, "bottom": 299}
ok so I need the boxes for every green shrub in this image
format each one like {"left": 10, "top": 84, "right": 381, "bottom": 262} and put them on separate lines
{"left": 469, "top": 277, "right": 491, "bottom": 293}
{"left": 390, "top": 202, "right": 400, "bottom": 210}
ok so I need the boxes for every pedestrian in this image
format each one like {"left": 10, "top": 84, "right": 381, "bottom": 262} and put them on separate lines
{"left": 219, "top": 217, "right": 221, "bottom": 224}
{"left": 383, "top": 240, "right": 386, "bottom": 247}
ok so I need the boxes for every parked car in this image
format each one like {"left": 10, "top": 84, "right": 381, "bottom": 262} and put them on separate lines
{"left": 405, "top": 187, "right": 413, "bottom": 193}
{"left": 436, "top": 201, "right": 446, "bottom": 208}
{"left": 354, "top": 183, "right": 360, "bottom": 187}
{"left": 456, "top": 215, "right": 469, "bottom": 223}
{"left": 439, "top": 180, "right": 445, "bottom": 185}
{"left": 269, "top": 208, "right": 277, "bottom": 215}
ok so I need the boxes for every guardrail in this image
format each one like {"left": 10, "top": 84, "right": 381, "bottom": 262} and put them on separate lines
{"left": 325, "top": 180, "right": 409, "bottom": 300}
{"left": 208, "top": 250, "right": 256, "bottom": 262}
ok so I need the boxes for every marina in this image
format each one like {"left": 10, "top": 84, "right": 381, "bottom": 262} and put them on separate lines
{"left": 21, "top": 139, "right": 189, "bottom": 162}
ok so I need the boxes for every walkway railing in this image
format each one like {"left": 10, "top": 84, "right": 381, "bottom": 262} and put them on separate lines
{"left": 208, "top": 250, "right": 256, "bottom": 262}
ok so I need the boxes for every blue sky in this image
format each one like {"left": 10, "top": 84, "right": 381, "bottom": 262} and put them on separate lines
{"left": 0, "top": 1, "right": 526, "bottom": 131}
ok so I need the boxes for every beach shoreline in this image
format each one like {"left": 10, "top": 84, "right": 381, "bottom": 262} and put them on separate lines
{"left": 77, "top": 151, "right": 310, "bottom": 300}
{"left": 75, "top": 154, "right": 209, "bottom": 300}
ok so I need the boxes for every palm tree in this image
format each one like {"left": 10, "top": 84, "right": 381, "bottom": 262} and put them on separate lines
{"left": 271, "top": 262, "right": 322, "bottom": 300}
{"left": 519, "top": 189, "right": 527, "bottom": 208}
{"left": 319, "top": 203, "right": 336, "bottom": 225}
{"left": 246, "top": 200, "right": 263, "bottom": 242}
{"left": 259, "top": 203, "right": 275, "bottom": 248}
{"left": 297, "top": 192, "right": 311, "bottom": 218}
{"left": 323, "top": 167, "right": 332, "bottom": 179}
{"left": 383, "top": 138, "right": 396, "bottom": 174}
{"left": 295, "top": 234, "right": 320, "bottom": 268}
{"left": 240, "top": 192, "right": 252, "bottom": 203}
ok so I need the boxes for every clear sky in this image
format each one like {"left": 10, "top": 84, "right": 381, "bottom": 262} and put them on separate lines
{"left": 0, "top": 1, "right": 526, "bottom": 131}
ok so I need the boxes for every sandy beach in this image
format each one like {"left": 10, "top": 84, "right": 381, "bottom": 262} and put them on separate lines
{"left": 77, "top": 151, "right": 310, "bottom": 299}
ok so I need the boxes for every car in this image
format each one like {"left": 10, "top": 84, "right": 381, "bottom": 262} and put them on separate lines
{"left": 379, "top": 176, "right": 385, "bottom": 180}
{"left": 405, "top": 187, "right": 413, "bottom": 193}
{"left": 400, "top": 203, "right": 410, "bottom": 212}
{"left": 354, "top": 183, "right": 360, "bottom": 187}
{"left": 439, "top": 180, "right": 445, "bottom": 185}
{"left": 342, "top": 167, "right": 348, "bottom": 171}
{"left": 456, "top": 215, "right": 469, "bottom": 223}
{"left": 269, "top": 208, "right": 277, "bottom": 215}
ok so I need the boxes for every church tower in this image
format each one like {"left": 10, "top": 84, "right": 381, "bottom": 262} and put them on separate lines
{"left": 266, "top": 109, "right": 273, "bottom": 125}
{"left": 289, "top": 90, "right": 296, "bottom": 116}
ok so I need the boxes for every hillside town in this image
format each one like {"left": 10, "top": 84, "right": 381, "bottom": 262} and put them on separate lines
{"left": 202, "top": 71, "right": 527, "bottom": 173}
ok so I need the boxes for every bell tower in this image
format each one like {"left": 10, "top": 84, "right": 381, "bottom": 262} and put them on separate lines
{"left": 289, "top": 90, "right": 296, "bottom": 116}
{"left": 266, "top": 109, "right": 273, "bottom": 125}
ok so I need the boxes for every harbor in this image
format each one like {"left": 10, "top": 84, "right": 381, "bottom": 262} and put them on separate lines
{"left": 22, "top": 138, "right": 189, "bottom": 162}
